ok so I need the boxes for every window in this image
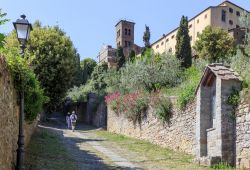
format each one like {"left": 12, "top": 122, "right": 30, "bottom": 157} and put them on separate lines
{"left": 169, "top": 48, "right": 172, "bottom": 53}
{"left": 128, "top": 29, "right": 131, "bottom": 36}
{"left": 128, "top": 41, "right": 131, "bottom": 47}
{"left": 161, "top": 41, "right": 164, "bottom": 46}
{"left": 166, "top": 38, "right": 169, "bottom": 42}
{"left": 156, "top": 45, "right": 159, "bottom": 49}
{"left": 204, "top": 14, "right": 207, "bottom": 19}
{"left": 190, "top": 36, "right": 192, "bottom": 41}
{"left": 125, "top": 41, "right": 128, "bottom": 47}
{"left": 197, "top": 19, "right": 199, "bottom": 24}
{"left": 222, "top": 10, "right": 226, "bottom": 22}
{"left": 236, "top": 25, "right": 240, "bottom": 28}
{"left": 171, "top": 35, "right": 175, "bottom": 39}
{"left": 229, "top": 8, "right": 233, "bottom": 13}
{"left": 229, "top": 20, "right": 233, "bottom": 25}
{"left": 117, "top": 30, "right": 120, "bottom": 37}
{"left": 236, "top": 11, "right": 240, "bottom": 16}
{"left": 189, "top": 24, "right": 192, "bottom": 29}
{"left": 125, "top": 28, "right": 128, "bottom": 35}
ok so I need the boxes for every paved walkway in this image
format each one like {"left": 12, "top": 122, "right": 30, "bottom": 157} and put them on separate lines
{"left": 40, "top": 113, "right": 142, "bottom": 170}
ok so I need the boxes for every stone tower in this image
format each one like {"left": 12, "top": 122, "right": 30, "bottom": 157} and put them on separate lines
{"left": 115, "top": 20, "right": 135, "bottom": 56}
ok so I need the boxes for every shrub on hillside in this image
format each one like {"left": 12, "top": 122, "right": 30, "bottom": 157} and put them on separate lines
{"left": 230, "top": 50, "right": 250, "bottom": 88}
{"left": 177, "top": 66, "right": 202, "bottom": 108}
{"left": 119, "top": 53, "right": 182, "bottom": 93}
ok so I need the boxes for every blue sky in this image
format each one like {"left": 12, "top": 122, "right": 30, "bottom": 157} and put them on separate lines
{"left": 1, "top": 0, "right": 249, "bottom": 61}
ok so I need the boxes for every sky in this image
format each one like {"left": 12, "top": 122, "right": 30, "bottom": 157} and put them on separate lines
{"left": 1, "top": 0, "right": 249, "bottom": 61}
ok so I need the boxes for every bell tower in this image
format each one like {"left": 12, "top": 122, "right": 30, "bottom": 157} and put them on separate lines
{"left": 115, "top": 20, "right": 135, "bottom": 49}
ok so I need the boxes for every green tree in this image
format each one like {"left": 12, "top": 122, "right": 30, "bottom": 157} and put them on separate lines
{"left": 91, "top": 62, "right": 108, "bottom": 94}
{"left": 116, "top": 46, "right": 126, "bottom": 69}
{"left": 72, "top": 51, "right": 82, "bottom": 86}
{"left": 5, "top": 24, "right": 79, "bottom": 110}
{"left": 193, "top": 26, "right": 236, "bottom": 63}
{"left": 239, "top": 11, "right": 250, "bottom": 56}
{"left": 80, "top": 58, "right": 97, "bottom": 84}
{"left": 128, "top": 50, "right": 136, "bottom": 62}
{"left": 143, "top": 25, "right": 151, "bottom": 48}
{"left": 175, "top": 16, "right": 192, "bottom": 68}
{"left": 0, "top": 9, "right": 9, "bottom": 48}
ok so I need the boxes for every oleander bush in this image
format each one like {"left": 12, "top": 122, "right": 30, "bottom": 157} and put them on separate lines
{"left": 105, "top": 91, "right": 149, "bottom": 122}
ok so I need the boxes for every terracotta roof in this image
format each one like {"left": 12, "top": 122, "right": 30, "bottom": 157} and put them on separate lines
{"left": 195, "top": 63, "right": 242, "bottom": 94}
{"left": 206, "top": 63, "right": 242, "bottom": 81}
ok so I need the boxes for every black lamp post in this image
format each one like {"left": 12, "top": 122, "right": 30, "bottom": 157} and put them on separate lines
{"left": 13, "top": 14, "right": 32, "bottom": 170}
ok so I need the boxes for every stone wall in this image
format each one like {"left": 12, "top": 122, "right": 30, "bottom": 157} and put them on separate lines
{"left": 92, "top": 101, "right": 107, "bottom": 128}
{"left": 0, "top": 56, "right": 19, "bottom": 170}
{"left": 107, "top": 98, "right": 197, "bottom": 154}
{"left": 236, "top": 99, "right": 250, "bottom": 169}
{"left": 0, "top": 56, "right": 38, "bottom": 170}
{"left": 86, "top": 93, "right": 107, "bottom": 128}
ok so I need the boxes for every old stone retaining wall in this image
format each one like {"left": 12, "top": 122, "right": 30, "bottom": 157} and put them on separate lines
{"left": 107, "top": 98, "right": 197, "bottom": 154}
{"left": 236, "top": 99, "right": 250, "bottom": 169}
{"left": 107, "top": 95, "right": 250, "bottom": 169}
{"left": 0, "top": 56, "right": 38, "bottom": 170}
{"left": 86, "top": 93, "right": 107, "bottom": 128}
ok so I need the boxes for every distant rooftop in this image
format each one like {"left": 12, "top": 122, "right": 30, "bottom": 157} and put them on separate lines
{"left": 115, "top": 20, "right": 135, "bottom": 27}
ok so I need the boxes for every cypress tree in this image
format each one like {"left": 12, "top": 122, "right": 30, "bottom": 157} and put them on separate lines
{"left": 143, "top": 25, "right": 151, "bottom": 48}
{"left": 175, "top": 16, "right": 192, "bottom": 68}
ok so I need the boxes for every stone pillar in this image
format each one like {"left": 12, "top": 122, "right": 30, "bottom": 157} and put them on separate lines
{"left": 196, "top": 85, "right": 212, "bottom": 157}
{"left": 220, "top": 80, "right": 241, "bottom": 166}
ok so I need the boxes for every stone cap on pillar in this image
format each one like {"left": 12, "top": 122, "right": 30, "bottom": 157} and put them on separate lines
{"left": 195, "top": 63, "right": 242, "bottom": 94}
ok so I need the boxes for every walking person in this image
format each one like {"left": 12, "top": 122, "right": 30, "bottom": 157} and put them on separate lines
{"left": 66, "top": 112, "right": 71, "bottom": 129}
{"left": 70, "top": 111, "right": 77, "bottom": 132}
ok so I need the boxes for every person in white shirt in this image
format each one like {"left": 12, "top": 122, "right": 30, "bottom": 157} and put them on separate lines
{"left": 70, "top": 111, "right": 77, "bottom": 132}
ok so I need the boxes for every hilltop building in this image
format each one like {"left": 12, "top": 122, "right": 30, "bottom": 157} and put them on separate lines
{"left": 98, "top": 20, "right": 142, "bottom": 66}
{"left": 151, "top": 1, "right": 250, "bottom": 55}
{"left": 115, "top": 20, "right": 142, "bottom": 57}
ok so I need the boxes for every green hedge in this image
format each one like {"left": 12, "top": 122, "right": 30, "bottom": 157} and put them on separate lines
{"left": 1, "top": 48, "right": 48, "bottom": 121}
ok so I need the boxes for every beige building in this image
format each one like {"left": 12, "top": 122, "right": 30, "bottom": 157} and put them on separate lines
{"left": 98, "top": 45, "right": 117, "bottom": 67}
{"left": 151, "top": 1, "right": 250, "bottom": 54}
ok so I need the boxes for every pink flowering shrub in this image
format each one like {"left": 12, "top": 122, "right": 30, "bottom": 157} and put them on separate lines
{"left": 105, "top": 91, "right": 149, "bottom": 121}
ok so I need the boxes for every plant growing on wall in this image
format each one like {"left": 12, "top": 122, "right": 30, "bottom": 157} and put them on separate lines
{"left": 227, "top": 87, "right": 241, "bottom": 119}
{"left": 151, "top": 93, "right": 172, "bottom": 124}
{"left": 1, "top": 48, "right": 48, "bottom": 121}
{"left": 105, "top": 91, "right": 149, "bottom": 123}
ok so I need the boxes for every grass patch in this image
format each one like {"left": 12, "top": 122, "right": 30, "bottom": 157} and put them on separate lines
{"left": 95, "top": 130, "right": 209, "bottom": 169}
{"left": 25, "top": 127, "right": 78, "bottom": 170}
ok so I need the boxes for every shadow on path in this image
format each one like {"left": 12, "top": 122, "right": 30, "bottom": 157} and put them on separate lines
{"left": 36, "top": 112, "right": 143, "bottom": 170}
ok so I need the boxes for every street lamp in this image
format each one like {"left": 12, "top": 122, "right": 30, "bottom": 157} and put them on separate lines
{"left": 13, "top": 14, "right": 32, "bottom": 170}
